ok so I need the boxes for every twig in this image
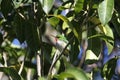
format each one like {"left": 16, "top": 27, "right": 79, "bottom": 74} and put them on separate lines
{"left": 36, "top": 52, "right": 41, "bottom": 77}
{"left": 32, "top": 2, "right": 45, "bottom": 77}
{"left": 49, "top": 50, "right": 60, "bottom": 76}
{"left": 18, "top": 52, "right": 27, "bottom": 75}
{"left": 18, "top": 61, "right": 25, "bottom": 75}
{"left": 18, "top": 60, "right": 25, "bottom": 75}
{"left": 27, "top": 69, "right": 32, "bottom": 80}
{"left": 48, "top": 36, "right": 74, "bottom": 79}
{"left": 3, "top": 52, "right": 12, "bottom": 80}
{"left": 3, "top": 52, "right": 7, "bottom": 67}
{"left": 37, "top": 19, "right": 45, "bottom": 77}
{"left": 78, "top": 39, "right": 88, "bottom": 67}
{"left": 79, "top": 51, "right": 86, "bottom": 67}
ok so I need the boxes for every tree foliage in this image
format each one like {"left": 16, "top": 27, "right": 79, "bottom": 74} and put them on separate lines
{"left": 0, "top": 0, "right": 120, "bottom": 80}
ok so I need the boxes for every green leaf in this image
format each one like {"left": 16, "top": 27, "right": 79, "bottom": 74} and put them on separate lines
{"left": 12, "top": 0, "right": 23, "bottom": 8}
{"left": 56, "top": 34, "right": 68, "bottom": 43}
{"left": 90, "top": 17, "right": 107, "bottom": 34}
{"left": 86, "top": 50, "right": 98, "bottom": 60}
{"left": 38, "top": 77, "right": 46, "bottom": 80}
{"left": 88, "top": 34, "right": 113, "bottom": 41}
{"left": 0, "top": 67, "right": 21, "bottom": 80}
{"left": 106, "top": 41, "right": 113, "bottom": 55}
{"left": 88, "top": 33, "right": 113, "bottom": 54}
{"left": 1, "top": 0, "right": 13, "bottom": 18}
{"left": 111, "top": 12, "right": 120, "bottom": 37}
{"left": 55, "top": 15, "right": 79, "bottom": 39}
{"left": 88, "top": 24, "right": 114, "bottom": 55}
{"left": 56, "top": 67, "right": 89, "bottom": 80}
{"left": 48, "top": 17, "right": 60, "bottom": 27}
{"left": 39, "top": 0, "right": 55, "bottom": 14}
{"left": 74, "top": 0, "right": 84, "bottom": 13}
{"left": 88, "top": 29, "right": 101, "bottom": 56}
{"left": 56, "top": 72, "right": 74, "bottom": 79}
{"left": 102, "top": 58, "right": 117, "bottom": 80}
{"left": 98, "top": 0, "right": 114, "bottom": 25}
{"left": 99, "top": 24, "right": 114, "bottom": 53}
{"left": 104, "top": 24, "right": 114, "bottom": 42}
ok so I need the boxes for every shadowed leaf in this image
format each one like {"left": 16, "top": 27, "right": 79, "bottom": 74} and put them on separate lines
{"left": 0, "top": 67, "right": 21, "bottom": 80}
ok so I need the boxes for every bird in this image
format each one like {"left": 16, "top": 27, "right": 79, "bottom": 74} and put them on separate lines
{"left": 42, "top": 22, "right": 69, "bottom": 52}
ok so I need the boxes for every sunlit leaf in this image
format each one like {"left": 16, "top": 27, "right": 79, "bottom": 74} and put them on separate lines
{"left": 56, "top": 34, "right": 68, "bottom": 43}
{"left": 106, "top": 41, "right": 113, "bottom": 55}
{"left": 55, "top": 15, "right": 79, "bottom": 39}
{"left": 48, "top": 17, "right": 60, "bottom": 27}
{"left": 104, "top": 24, "right": 114, "bottom": 42}
{"left": 12, "top": 0, "right": 23, "bottom": 8}
{"left": 98, "top": 25, "right": 107, "bottom": 34}
{"left": 102, "top": 58, "right": 117, "bottom": 80}
{"left": 39, "top": 0, "right": 55, "bottom": 14}
{"left": 39, "top": 77, "right": 46, "bottom": 80}
{"left": 88, "top": 34, "right": 113, "bottom": 41}
{"left": 90, "top": 17, "right": 107, "bottom": 34}
{"left": 56, "top": 67, "right": 89, "bottom": 80}
{"left": 62, "top": 17, "right": 73, "bottom": 34}
{"left": 86, "top": 50, "right": 98, "bottom": 60}
{"left": 74, "top": 0, "right": 84, "bottom": 13}
{"left": 98, "top": 0, "right": 114, "bottom": 25}
{"left": 56, "top": 72, "right": 74, "bottom": 79}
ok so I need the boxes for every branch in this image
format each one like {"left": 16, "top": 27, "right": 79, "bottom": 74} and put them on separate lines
{"left": 18, "top": 51, "right": 27, "bottom": 75}
{"left": 36, "top": 52, "right": 41, "bottom": 77}
{"left": 38, "top": 20, "right": 44, "bottom": 77}
{"left": 48, "top": 36, "right": 74, "bottom": 79}
{"left": 3, "top": 52, "right": 12, "bottom": 80}
{"left": 79, "top": 39, "right": 88, "bottom": 67}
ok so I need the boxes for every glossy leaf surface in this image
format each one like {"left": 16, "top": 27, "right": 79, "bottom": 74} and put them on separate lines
{"left": 98, "top": 0, "right": 114, "bottom": 25}
{"left": 39, "top": 0, "right": 55, "bottom": 14}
